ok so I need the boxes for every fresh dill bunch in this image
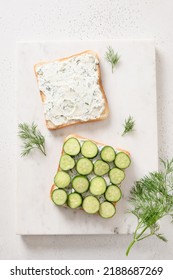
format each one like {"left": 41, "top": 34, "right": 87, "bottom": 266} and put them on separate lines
{"left": 122, "top": 115, "right": 135, "bottom": 136}
{"left": 18, "top": 122, "right": 46, "bottom": 156}
{"left": 126, "top": 158, "right": 173, "bottom": 256}
{"left": 105, "top": 46, "right": 120, "bottom": 73}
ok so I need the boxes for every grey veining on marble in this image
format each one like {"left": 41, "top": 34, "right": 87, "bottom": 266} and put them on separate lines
{"left": 16, "top": 40, "right": 158, "bottom": 235}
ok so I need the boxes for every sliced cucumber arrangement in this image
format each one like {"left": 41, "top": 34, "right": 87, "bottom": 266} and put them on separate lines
{"left": 105, "top": 185, "right": 122, "bottom": 202}
{"left": 99, "top": 201, "right": 116, "bottom": 218}
{"left": 82, "top": 196, "right": 100, "bottom": 214}
{"left": 72, "top": 176, "right": 89, "bottom": 193}
{"left": 67, "top": 193, "right": 82, "bottom": 209}
{"left": 52, "top": 189, "right": 67, "bottom": 206}
{"left": 63, "top": 137, "right": 80, "bottom": 156}
{"left": 54, "top": 171, "right": 71, "bottom": 188}
{"left": 101, "top": 146, "right": 116, "bottom": 162}
{"left": 90, "top": 177, "right": 106, "bottom": 196}
{"left": 76, "top": 158, "right": 93, "bottom": 175}
{"left": 94, "top": 160, "right": 110, "bottom": 176}
{"left": 109, "top": 168, "right": 125, "bottom": 185}
{"left": 60, "top": 154, "right": 75, "bottom": 171}
{"left": 115, "top": 152, "right": 131, "bottom": 169}
{"left": 81, "top": 140, "right": 98, "bottom": 158}
{"left": 52, "top": 136, "right": 131, "bottom": 219}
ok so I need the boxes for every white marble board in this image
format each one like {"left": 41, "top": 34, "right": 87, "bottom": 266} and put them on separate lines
{"left": 16, "top": 40, "right": 158, "bottom": 235}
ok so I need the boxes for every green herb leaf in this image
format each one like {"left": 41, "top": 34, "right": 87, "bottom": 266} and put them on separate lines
{"left": 122, "top": 115, "right": 135, "bottom": 136}
{"left": 126, "top": 158, "right": 173, "bottom": 256}
{"left": 155, "top": 233, "right": 168, "bottom": 242}
{"left": 18, "top": 122, "right": 46, "bottom": 156}
{"left": 105, "top": 46, "right": 120, "bottom": 73}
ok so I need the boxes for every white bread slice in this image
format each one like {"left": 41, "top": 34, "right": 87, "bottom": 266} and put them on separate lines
{"left": 34, "top": 50, "right": 109, "bottom": 130}
{"left": 50, "top": 134, "right": 130, "bottom": 211}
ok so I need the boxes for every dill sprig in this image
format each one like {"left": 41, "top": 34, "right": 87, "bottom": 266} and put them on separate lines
{"left": 105, "top": 46, "right": 120, "bottom": 73}
{"left": 122, "top": 115, "right": 135, "bottom": 136}
{"left": 126, "top": 158, "right": 173, "bottom": 256}
{"left": 18, "top": 122, "right": 46, "bottom": 156}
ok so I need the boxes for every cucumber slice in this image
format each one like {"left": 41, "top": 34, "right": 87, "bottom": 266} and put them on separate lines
{"left": 81, "top": 140, "right": 98, "bottom": 158}
{"left": 101, "top": 146, "right": 116, "bottom": 162}
{"left": 72, "top": 176, "right": 89, "bottom": 193}
{"left": 82, "top": 196, "right": 100, "bottom": 214}
{"left": 52, "top": 189, "right": 67, "bottom": 206}
{"left": 99, "top": 201, "right": 116, "bottom": 218}
{"left": 105, "top": 185, "right": 122, "bottom": 202}
{"left": 115, "top": 152, "right": 131, "bottom": 169}
{"left": 109, "top": 168, "right": 125, "bottom": 185}
{"left": 63, "top": 137, "right": 80, "bottom": 156}
{"left": 94, "top": 160, "right": 110, "bottom": 176}
{"left": 54, "top": 171, "right": 71, "bottom": 188}
{"left": 90, "top": 177, "right": 107, "bottom": 196}
{"left": 60, "top": 154, "right": 75, "bottom": 171}
{"left": 67, "top": 193, "right": 82, "bottom": 209}
{"left": 76, "top": 158, "right": 93, "bottom": 175}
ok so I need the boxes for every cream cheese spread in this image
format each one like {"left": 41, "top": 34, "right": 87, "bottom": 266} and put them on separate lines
{"left": 35, "top": 53, "right": 105, "bottom": 126}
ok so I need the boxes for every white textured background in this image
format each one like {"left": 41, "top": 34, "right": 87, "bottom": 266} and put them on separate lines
{"left": 0, "top": 0, "right": 173, "bottom": 259}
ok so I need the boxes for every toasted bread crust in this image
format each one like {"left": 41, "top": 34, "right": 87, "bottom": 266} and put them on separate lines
{"left": 34, "top": 50, "right": 109, "bottom": 130}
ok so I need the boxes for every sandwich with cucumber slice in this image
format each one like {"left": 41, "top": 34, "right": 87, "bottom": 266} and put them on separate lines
{"left": 50, "top": 134, "right": 131, "bottom": 219}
